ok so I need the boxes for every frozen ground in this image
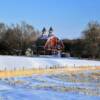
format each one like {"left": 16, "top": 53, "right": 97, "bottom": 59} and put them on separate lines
{"left": 0, "top": 55, "right": 100, "bottom": 100}
{"left": 0, "top": 55, "right": 100, "bottom": 70}
{"left": 0, "top": 72, "right": 100, "bottom": 100}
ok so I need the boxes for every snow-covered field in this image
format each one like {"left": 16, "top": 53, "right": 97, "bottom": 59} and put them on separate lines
{"left": 0, "top": 55, "right": 100, "bottom": 70}
{"left": 0, "top": 72, "right": 100, "bottom": 100}
{"left": 0, "top": 55, "right": 100, "bottom": 100}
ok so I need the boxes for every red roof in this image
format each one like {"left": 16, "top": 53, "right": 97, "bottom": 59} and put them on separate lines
{"left": 44, "top": 35, "right": 64, "bottom": 50}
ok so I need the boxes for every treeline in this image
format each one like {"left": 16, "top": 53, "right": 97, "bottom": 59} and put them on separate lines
{"left": 63, "top": 22, "right": 100, "bottom": 59}
{"left": 0, "top": 21, "right": 100, "bottom": 59}
{"left": 0, "top": 22, "right": 40, "bottom": 55}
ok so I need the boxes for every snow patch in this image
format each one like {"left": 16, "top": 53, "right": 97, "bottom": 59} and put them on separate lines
{"left": 0, "top": 56, "right": 100, "bottom": 70}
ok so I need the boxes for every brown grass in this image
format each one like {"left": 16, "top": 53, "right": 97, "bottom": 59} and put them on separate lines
{"left": 0, "top": 66, "right": 100, "bottom": 78}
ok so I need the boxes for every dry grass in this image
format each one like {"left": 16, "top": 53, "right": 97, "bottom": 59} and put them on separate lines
{"left": 0, "top": 66, "right": 100, "bottom": 78}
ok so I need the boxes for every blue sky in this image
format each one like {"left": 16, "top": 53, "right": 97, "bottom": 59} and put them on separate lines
{"left": 0, "top": 0, "right": 100, "bottom": 39}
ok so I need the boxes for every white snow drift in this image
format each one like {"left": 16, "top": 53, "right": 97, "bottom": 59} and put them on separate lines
{"left": 0, "top": 55, "right": 100, "bottom": 70}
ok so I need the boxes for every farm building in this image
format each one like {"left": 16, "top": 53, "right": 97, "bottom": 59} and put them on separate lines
{"left": 34, "top": 27, "right": 64, "bottom": 56}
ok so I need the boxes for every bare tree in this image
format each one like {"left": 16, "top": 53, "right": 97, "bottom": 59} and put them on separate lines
{"left": 82, "top": 21, "right": 100, "bottom": 58}
{"left": 0, "top": 22, "right": 40, "bottom": 55}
